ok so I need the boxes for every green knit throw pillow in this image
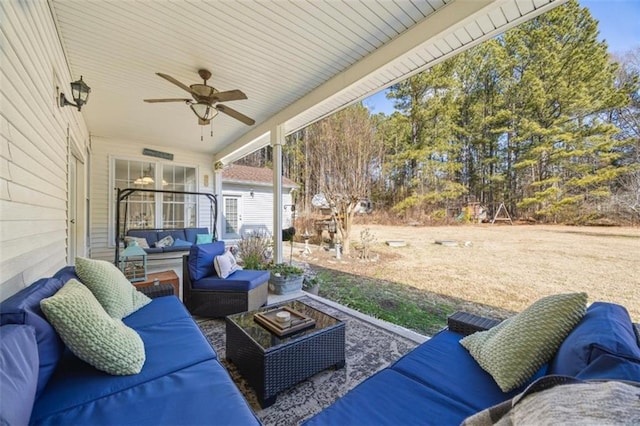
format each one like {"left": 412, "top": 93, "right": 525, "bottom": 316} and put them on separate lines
{"left": 40, "top": 279, "right": 145, "bottom": 375}
{"left": 75, "top": 257, "right": 151, "bottom": 319}
{"left": 460, "top": 292, "right": 587, "bottom": 392}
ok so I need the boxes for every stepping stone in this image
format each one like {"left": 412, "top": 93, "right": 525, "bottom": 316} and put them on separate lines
{"left": 434, "top": 240, "right": 458, "bottom": 247}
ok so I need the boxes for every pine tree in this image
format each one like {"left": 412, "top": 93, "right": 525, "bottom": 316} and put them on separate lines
{"left": 504, "top": 0, "right": 627, "bottom": 221}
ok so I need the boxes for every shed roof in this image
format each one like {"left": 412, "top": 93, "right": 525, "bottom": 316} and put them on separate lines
{"left": 222, "top": 164, "right": 297, "bottom": 188}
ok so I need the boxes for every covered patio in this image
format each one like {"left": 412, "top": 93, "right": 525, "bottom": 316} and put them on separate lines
{"left": 0, "top": 0, "right": 568, "bottom": 298}
{"left": 4, "top": 2, "right": 640, "bottom": 424}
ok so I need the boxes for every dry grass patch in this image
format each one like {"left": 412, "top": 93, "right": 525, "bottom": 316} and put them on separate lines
{"left": 294, "top": 224, "right": 640, "bottom": 324}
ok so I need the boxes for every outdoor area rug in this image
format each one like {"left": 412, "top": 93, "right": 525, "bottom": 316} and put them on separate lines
{"left": 196, "top": 296, "right": 421, "bottom": 425}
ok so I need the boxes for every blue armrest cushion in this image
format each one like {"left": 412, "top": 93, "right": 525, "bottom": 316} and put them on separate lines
{"left": 0, "top": 325, "right": 39, "bottom": 426}
{"left": 549, "top": 302, "right": 640, "bottom": 376}
{"left": 576, "top": 352, "right": 640, "bottom": 381}
{"left": 0, "top": 277, "right": 65, "bottom": 398}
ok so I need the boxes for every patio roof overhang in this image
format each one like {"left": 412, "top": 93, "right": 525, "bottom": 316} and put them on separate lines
{"left": 50, "top": 0, "right": 567, "bottom": 165}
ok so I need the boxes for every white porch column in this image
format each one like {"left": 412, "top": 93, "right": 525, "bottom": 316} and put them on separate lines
{"left": 271, "top": 125, "right": 285, "bottom": 264}
{"left": 212, "top": 166, "right": 224, "bottom": 241}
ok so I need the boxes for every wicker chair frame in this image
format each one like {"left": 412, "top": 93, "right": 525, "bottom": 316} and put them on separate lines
{"left": 182, "top": 255, "right": 268, "bottom": 318}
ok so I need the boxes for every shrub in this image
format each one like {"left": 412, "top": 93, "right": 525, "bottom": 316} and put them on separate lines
{"left": 267, "top": 262, "right": 304, "bottom": 277}
{"left": 237, "top": 230, "right": 272, "bottom": 270}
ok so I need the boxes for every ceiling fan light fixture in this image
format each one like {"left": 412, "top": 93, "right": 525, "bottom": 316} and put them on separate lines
{"left": 190, "top": 102, "right": 218, "bottom": 122}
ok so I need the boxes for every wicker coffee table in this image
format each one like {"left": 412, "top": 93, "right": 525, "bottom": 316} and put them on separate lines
{"left": 225, "top": 300, "right": 345, "bottom": 408}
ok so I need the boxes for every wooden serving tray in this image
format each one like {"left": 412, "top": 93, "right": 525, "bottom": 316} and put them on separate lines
{"left": 254, "top": 306, "right": 316, "bottom": 337}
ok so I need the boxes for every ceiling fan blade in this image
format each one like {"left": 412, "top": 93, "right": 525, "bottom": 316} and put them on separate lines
{"left": 156, "top": 73, "right": 194, "bottom": 95}
{"left": 210, "top": 89, "right": 247, "bottom": 103}
{"left": 144, "top": 98, "right": 192, "bottom": 103}
{"left": 216, "top": 104, "right": 255, "bottom": 125}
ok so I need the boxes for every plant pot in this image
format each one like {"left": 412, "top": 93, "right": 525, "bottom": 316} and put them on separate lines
{"left": 305, "top": 284, "right": 320, "bottom": 296}
{"left": 268, "top": 273, "right": 304, "bottom": 295}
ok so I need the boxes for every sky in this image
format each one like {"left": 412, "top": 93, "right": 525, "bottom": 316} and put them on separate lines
{"left": 365, "top": 0, "right": 640, "bottom": 116}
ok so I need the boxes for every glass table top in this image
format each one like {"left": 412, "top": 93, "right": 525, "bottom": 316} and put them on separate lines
{"left": 226, "top": 300, "right": 342, "bottom": 350}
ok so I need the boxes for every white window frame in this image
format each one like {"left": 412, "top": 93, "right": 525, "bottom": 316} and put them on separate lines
{"left": 108, "top": 156, "right": 199, "bottom": 247}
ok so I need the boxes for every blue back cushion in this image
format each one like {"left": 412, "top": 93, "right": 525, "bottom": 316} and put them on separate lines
{"left": 158, "top": 230, "right": 187, "bottom": 244}
{"left": 188, "top": 242, "right": 225, "bottom": 280}
{"left": 0, "top": 277, "right": 65, "bottom": 398}
{"left": 127, "top": 229, "right": 159, "bottom": 246}
{"left": 0, "top": 325, "right": 39, "bottom": 426}
{"left": 549, "top": 302, "right": 640, "bottom": 376}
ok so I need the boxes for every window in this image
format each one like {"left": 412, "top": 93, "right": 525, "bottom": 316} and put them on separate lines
{"left": 113, "top": 159, "right": 197, "bottom": 237}
{"left": 223, "top": 195, "right": 241, "bottom": 239}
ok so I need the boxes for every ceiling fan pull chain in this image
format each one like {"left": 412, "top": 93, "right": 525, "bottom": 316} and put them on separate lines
{"left": 210, "top": 122, "right": 213, "bottom": 138}
{"left": 200, "top": 126, "right": 203, "bottom": 142}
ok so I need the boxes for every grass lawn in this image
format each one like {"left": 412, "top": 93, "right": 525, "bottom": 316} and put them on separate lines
{"left": 295, "top": 224, "right": 640, "bottom": 336}
{"left": 311, "top": 266, "right": 456, "bottom": 336}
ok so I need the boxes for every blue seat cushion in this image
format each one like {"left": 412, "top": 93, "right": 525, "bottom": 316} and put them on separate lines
{"left": 0, "top": 325, "right": 39, "bottom": 426}
{"left": 30, "top": 358, "right": 259, "bottom": 426}
{"left": 549, "top": 302, "right": 640, "bottom": 377}
{"left": 0, "top": 277, "right": 65, "bottom": 398}
{"left": 390, "top": 330, "right": 537, "bottom": 412}
{"left": 32, "top": 316, "right": 218, "bottom": 421}
{"left": 172, "top": 238, "right": 193, "bottom": 248}
{"left": 188, "top": 242, "right": 225, "bottom": 280}
{"left": 185, "top": 227, "right": 209, "bottom": 244}
{"left": 123, "top": 296, "right": 193, "bottom": 331}
{"left": 143, "top": 246, "right": 163, "bottom": 254}
{"left": 192, "top": 270, "right": 270, "bottom": 292}
{"left": 303, "top": 368, "right": 477, "bottom": 426}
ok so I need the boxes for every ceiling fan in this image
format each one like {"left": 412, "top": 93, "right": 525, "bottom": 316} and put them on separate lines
{"left": 144, "top": 69, "right": 255, "bottom": 126}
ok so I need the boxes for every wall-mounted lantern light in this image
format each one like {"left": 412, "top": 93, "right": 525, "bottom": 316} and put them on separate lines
{"left": 250, "top": 188, "right": 255, "bottom": 198}
{"left": 60, "top": 76, "right": 91, "bottom": 111}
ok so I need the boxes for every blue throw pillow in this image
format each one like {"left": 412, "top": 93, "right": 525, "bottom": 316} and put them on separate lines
{"left": 196, "top": 233, "right": 214, "bottom": 244}
{"left": 549, "top": 302, "right": 640, "bottom": 377}
{"left": 188, "top": 242, "right": 225, "bottom": 280}
{"left": 173, "top": 238, "right": 193, "bottom": 248}
{"left": 0, "top": 277, "right": 65, "bottom": 398}
{"left": 196, "top": 234, "right": 213, "bottom": 244}
{"left": 0, "top": 325, "right": 39, "bottom": 426}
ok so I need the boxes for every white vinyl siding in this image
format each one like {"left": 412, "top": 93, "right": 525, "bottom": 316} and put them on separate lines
{"left": 222, "top": 183, "right": 295, "bottom": 240}
{"left": 0, "top": 1, "right": 90, "bottom": 300}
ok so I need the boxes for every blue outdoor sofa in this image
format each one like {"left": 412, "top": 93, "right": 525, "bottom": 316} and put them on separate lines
{"left": 304, "top": 300, "right": 640, "bottom": 425}
{"left": 0, "top": 266, "right": 259, "bottom": 426}
{"left": 126, "top": 227, "right": 210, "bottom": 254}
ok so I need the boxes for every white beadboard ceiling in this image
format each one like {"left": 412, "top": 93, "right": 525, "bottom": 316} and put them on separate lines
{"left": 49, "top": 0, "right": 566, "bottom": 163}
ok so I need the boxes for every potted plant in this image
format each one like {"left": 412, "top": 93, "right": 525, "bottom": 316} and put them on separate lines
{"left": 303, "top": 275, "right": 322, "bottom": 296}
{"left": 268, "top": 262, "right": 304, "bottom": 295}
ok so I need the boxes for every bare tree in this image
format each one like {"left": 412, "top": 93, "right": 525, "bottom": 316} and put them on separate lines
{"left": 306, "top": 104, "right": 382, "bottom": 255}
{"left": 614, "top": 169, "right": 640, "bottom": 222}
